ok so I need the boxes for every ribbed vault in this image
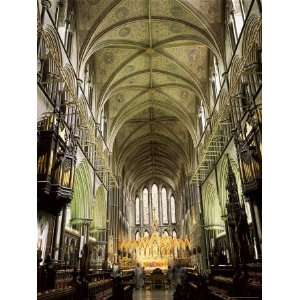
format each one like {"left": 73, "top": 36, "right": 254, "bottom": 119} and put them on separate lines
{"left": 77, "top": 0, "right": 225, "bottom": 195}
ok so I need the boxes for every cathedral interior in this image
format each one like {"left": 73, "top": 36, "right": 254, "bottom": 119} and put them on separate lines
{"left": 37, "top": 0, "right": 262, "bottom": 299}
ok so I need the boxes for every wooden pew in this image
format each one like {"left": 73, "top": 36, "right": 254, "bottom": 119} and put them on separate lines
{"left": 120, "top": 270, "right": 134, "bottom": 299}
{"left": 37, "top": 287, "right": 76, "bottom": 300}
{"left": 173, "top": 264, "right": 262, "bottom": 300}
{"left": 174, "top": 272, "right": 208, "bottom": 300}
{"left": 88, "top": 279, "right": 113, "bottom": 300}
{"left": 208, "top": 264, "right": 262, "bottom": 300}
{"left": 37, "top": 266, "right": 136, "bottom": 300}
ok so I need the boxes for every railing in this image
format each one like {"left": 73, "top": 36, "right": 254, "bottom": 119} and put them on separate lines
{"left": 191, "top": 8, "right": 262, "bottom": 184}
{"left": 37, "top": 267, "right": 114, "bottom": 300}
{"left": 173, "top": 265, "right": 261, "bottom": 300}
{"left": 208, "top": 264, "right": 262, "bottom": 299}
{"left": 37, "top": 287, "right": 76, "bottom": 300}
{"left": 36, "top": 269, "right": 135, "bottom": 300}
{"left": 38, "top": 12, "right": 118, "bottom": 190}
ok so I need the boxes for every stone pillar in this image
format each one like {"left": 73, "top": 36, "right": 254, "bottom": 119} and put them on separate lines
{"left": 105, "top": 187, "right": 114, "bottom": 264}
{"left": 115, "top": 184, "right": 120, "bottom": 259}
{"left": 247, "top": 196, "right": 262, "bottom": 257}
{"left": 51, "top": 211, "right": 62, "bottom": 260}
{"left": 40, "top": 0, "right": 51, "bottom": 25}
{"left": 198, "top": 184, "right": 209, "bottom": 272}
{"left": 107, "top": 183, "right": 120, "bottom": 262}
{"left": 112, "top": 187, "right": 117, "bottom": 259}
{"left": 86, "top": 222, "right": 90, "bottom": 244}
{"left": 222, "top": 215, "right": 234, "bottom": 265}
{"left": 58, "top": 205, "right": 67, "bottom": 262}
{"left": 104, "top": 189, "right": 110, "bottom": 266}
{"left": 191, "top": 182, "right": 203, "bottom": 269}
{"left": 253, "top": 201, "right": 262, "bottom": 246}
{"left": 37, "top": 0, "right": 51, "bottom": 58}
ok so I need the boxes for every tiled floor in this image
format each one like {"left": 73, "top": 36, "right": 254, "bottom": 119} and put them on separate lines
{"left": 133, "top": 288, "right": 174, "bottom": 300}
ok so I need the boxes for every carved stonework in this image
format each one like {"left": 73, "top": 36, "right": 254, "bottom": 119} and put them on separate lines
{"left": 226, "top": 156, "right": 253, "bottom": 266}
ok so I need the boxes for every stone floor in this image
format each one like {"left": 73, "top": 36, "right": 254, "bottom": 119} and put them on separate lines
{"left": 133, "top": 288, "right": 174, "bottom": 300}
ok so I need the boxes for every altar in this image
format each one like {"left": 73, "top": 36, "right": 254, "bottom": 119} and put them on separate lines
{"left": 140, "top": 258, "right": 169, "bottom": 270}
{"left": 119, "top": 230, "right": 191, "bottom": 270}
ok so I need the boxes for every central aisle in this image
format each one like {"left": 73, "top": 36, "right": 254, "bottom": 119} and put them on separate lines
{"left": 133, "top": 288, "right": 174, "bottom": 300}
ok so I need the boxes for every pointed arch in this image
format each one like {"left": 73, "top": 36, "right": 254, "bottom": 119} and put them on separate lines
{"left": 202, "top": 182, "right": 224, "bottom": 229}
{"left": 62, "top": 63, "right": 77, "bottom": 95}
{"left": 71, "top": 159, "right": 93, "bottom": 223}
{"left": 43, "top": 24, "right": 63, "bottom": 67}
{"left": 218, "top": 155, "right": 243, "bottom": 215}
{"left": 229, "top": 55, "right": 243, "bottom": 95}
{"left": 242, "top": 15, "right": 262, "bottom": 65}
{"left": 91, "top": 185, "right": 107, "bottom": 231}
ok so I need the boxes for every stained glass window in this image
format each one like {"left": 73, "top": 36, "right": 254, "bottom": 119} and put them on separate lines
{"left": 171, "top": 195, "right": 176, "bottom": 224}
{"left": 162, "top": 187, "right": 168, "bottom": 224}
{"left": 152, "top": 184, "right": 159, "bottom": 223}
{"left": 135, "top": 197, "right": 140, "bottom": 225}
{"left": 143, "top": 188, "right": 149, "bottom": 225}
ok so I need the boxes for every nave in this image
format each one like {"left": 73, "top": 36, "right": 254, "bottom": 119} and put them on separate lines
{"left": 37, "top": 0, "right": 262, "bottom": 299}
{"left": 133, "top": 289, "right": 174, "bottom": 300}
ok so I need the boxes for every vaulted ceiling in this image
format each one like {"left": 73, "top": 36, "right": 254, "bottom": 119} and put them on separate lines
{"left": 76, "top": 0, "right": 225, "bottom": 195}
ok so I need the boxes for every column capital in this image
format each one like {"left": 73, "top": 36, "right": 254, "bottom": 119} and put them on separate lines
{"left": 41, "top": 0, "right": 51, "bottom": 9}
{"left": 221, "top": 214, "right": 228, "bottom": 221}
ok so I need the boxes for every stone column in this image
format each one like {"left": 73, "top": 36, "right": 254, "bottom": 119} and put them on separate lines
{"left": 40, "top": 0, "right": 51, "bottom": 25}
{"left": 37, "top": 0, "right": 51, "bottom": 58}
{"left": 112, "top": 187, "right": 117, "bottom": 260}
{"left": 58, "top": 205, "right": 67, "bottom": 262}
{"left": 198, "top": 184, "right": 209, "bottom": 272}
{"left": 191, "top": 182, "right": 201, "bottom": 268}
{"left": 51, "top": 211, "right": 62, "bottom": 261}
{"left": 247, "top": 196, "right": 262, "bottom": 257}
{"left": 115, "top": 183, "right": 120, "bottom": 259}
{"left": 104, "top": 189, "right": 110, "bottom": 266}
{"left": 222, "top": 215, "right": 234, "bottom": 265}
{"left": 253, "top": 201, "right": 262, "bottom": 247}
{"left": 106, "top": 186, "right": 114, "bottom": 263}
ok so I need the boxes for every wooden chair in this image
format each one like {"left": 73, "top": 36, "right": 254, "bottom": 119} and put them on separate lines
{"left": 150, "top": 268, "right": 166, "bottom": 289}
